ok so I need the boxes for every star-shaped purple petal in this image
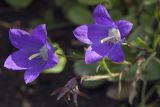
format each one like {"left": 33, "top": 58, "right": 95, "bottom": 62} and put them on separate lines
{"left": 73, "top": 4, "right": 133, "bottom": 64}
{"left": 4, "top": 24, "right": 58, "bottom": 84}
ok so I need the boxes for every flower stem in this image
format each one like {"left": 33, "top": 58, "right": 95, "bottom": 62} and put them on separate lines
{"left": 139, "top": 81, "right": 147, "bottom": 107}
{"left": 118, "top": 72, "right": 123, "bottom": 97}
{"left": 123, "top": 42, "right": 153, "bottom": 53}
{"left": 56, "top": 52, "right": 83, "bottom": 60}
{"left": 102, "top": 58, "right": 113, "bottom": 76}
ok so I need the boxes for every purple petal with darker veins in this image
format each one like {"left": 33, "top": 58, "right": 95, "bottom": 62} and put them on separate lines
{"left": 9, "top": 29, "right": 43, "bottom": 49}
{"left": 4, "top": 49, "right": 44, "bottom": 70}
{"left": 115, "top": 20, "right": 133, "bottom": 39}
{"left": 85, "top": 46, "right": 103, "bottom": 64}
{"left": 24, "top": 64, "right": 45, "bottom": 84}
{"left": 93, "top": 43, "right": 114, "bottom": 55}
{"left": 74, "top": 24, "right": 109, "bottom": 44}
{"left": 107, "top": 43, "right": 124, "bottom": 62}
{"left": 32, "top": 24, "right": 47, "bottom": 44}
{"left": 45, "top": 43, "right": 58, "bottom": 69}
{"left": 85, "top": 43, "right": 113, "bottom": 64}
{"left": 93, "top": 4, "right": 113, "bottom": 25}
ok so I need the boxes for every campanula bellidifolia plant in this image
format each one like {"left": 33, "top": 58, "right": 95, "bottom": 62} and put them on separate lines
{"left": 2, "top": 2, "right": 160, "bottom": 107}
{"left": 73, "top": 4, "right": 133, "bottom": 64}
{"left": 4, "top": 24, "right": 58, "bottom": 84}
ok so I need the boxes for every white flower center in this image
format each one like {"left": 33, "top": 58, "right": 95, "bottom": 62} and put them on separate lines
{"left": 28, "top": 45, "right": 48, "bottom": 61}
{"left": 100, "top": 28, "right": 121, "bottom": 44}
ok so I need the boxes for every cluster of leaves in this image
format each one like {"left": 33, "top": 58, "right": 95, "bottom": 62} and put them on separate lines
{"left": 3, "top": 0, "right": 160, "bottom": 106}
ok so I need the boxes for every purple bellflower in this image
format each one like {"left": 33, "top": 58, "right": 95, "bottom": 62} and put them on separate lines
{"left": 73, "top": 4, "right": 133, "bottom": 64}
{"left": 4, "top": 24, "right": 58, "bottom": 84}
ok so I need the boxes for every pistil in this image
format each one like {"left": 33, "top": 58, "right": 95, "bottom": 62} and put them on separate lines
{"left": 29, "top": 53, "right": 41, "bottom": 60}
{"left": 100, "top": 36, "right": 115, "bottom": 43}
{"left": 28, "top": 45, "right": 48, "bottom": 61}
{"left": 100, "top": 28, "right": 121, "bottom": 44}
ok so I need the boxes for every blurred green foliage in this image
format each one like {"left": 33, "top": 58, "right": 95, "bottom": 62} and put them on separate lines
{"left": 5, "top": 0, "right": 33, "bottom": 8}
{"left": 67, "top": 5, "right": 92, "bottom": 24}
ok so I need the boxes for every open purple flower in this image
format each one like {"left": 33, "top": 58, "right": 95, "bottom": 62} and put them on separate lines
{"left": 4, "top": 24, "right": 58, "bottom": 84}
{"left": 73, "top": 4, "right": 133, "bottom": 64}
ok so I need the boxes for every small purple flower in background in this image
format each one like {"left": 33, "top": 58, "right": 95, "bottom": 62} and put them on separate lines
{"left": 73, "top": 4, "right": 133, "bottom": 64}
{"left": 4, "top": 24, "right": 58, "bottom": 84}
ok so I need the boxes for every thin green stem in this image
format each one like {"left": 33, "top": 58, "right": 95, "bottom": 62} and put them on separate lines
{"left": 140, "top": 81, "right": 147, "bottom": 107}
{"left": 123, "top": 42, "right": 153, "bottom": 53}
{"left": 102, "top": 58, "right": 113, "bottom": 76}
{"left": 153, "top": 57, "right": 160, "bottom": 64}
{"left": 143, "top": 52, "right": 157, "bottom": 69}
{"left": 56, "top": 52, "right": 83, "bottom": 60}
{"left": 118, "top": 72, "right": 123, "bottom": 97}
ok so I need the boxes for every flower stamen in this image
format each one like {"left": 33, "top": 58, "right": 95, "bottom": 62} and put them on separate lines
{"left": 100, "top": 28, "right": 121, "bottom": 44}
{"left": 40, "top": 45, "right": 48, "bottom": 61}
{"left": 28, "top": 45, "right": 48, "bottom": 61}
{"left": 29, "top": 53, "right": 41, "bottom": 60}
{"left": 100, "top": 36, "right": 115, "bottom": 43}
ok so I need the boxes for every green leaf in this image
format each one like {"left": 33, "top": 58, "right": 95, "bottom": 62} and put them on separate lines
{"left": 108, "top": 64, "right": 137, "bottom": 82}
{"left": 67, "top": 5, "right": 92, "bottom": 24}
{"left": 143, "top": 58, "right": 160, "bottom": 81}
{"left": 153, "top": 35, "right": 160, "bottom": 50}
{"left": 103, "top": 0, "right": 118, "bottom": 9}
{"left": 78, "top": 0, "right": 107, "bottom": 5}
{"left": 135, "top": 37, "right": 148, "bottom": 48}
{"left": 124, "top": 14, "right": 137, "bottom": 26}
{"left": 5, "top": 0, "right": 32, "bottom": 8}
{"left": 140, "top": 13, "right": 152, "bottom": 27}
{"left": 143, "top": 0, "right": 157, "bottom": 5}
{"left": 128, "top": 26, "right": 145, "bottom": 41}
{"left": 74, "top": 60, "right": 98, "bottom": 76}
{"left": 74, "top": 61, "right": 106, "bottom": 88}
{"left": 110, "top": 10, "right": 122, "bottom": 20}
{"left": 122, "top": 64, "right": 137, "bottom": 81}
{"left": 81, "top": 79, "right": 106, "bottom": 88}
{"left": 44, "top": 43, "right": 66, "bottom": 74}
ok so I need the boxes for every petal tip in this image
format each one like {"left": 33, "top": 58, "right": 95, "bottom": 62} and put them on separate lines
{"left": 24, "top": 79, "right": 30, "bottom": 84}
{"left": 127, "top": 21, "right": 133, "bottom": 29}
{"left": 126, "top": 21, "right": 133, "bottom": 34}
{"left": 73, "top": 25, "right": 87, "bottom": 36}
{"left": 4, "top": 60, "right": 9, "bottom": 69}
{"left": 93, "top": 4, "right": 112, "bottom": 25}
{"left": 84, "top": 57, "right": 90, "bottom": 64}
{"left": 9, "top": 28, "right": 16, "bottom": 36}
{"left": 3, "top": 56, "right": 15, "bottom": 70}
{"left": 96, "top": 4, "right": 104, "bottom": 9}
{"left": 85, "top": 59, "right": 92, "bottom": 64}
{"left": 41, "top": 24, "right": 46, "bottom": 28}
{"left": 24, "top": 74, "right": 36, "bottom": 84}
{"left": 73, "top": 25, "right": 92, "bottom": 44}
{"left": 115, "top": 20, "right": 133, "bottom": 38}
{"left": 34, "top": 24, "right": 47, "bottom": 31}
